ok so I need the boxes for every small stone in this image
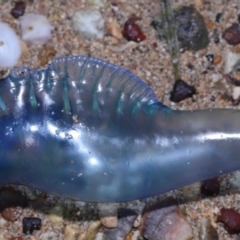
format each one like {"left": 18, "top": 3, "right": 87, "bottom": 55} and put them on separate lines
{"left": 22, "top": 217, "right": 41, "bottom": 234}
{"left": 201, "top": 178, "right": 220, "bottom": 196}
{"left": 102, "top": 208, "right": 138, "bottom": 240}
{"left": 205, "top": 54, "right": 214, "bottom": 63}
{"left": 224, "top": 49, "right": 240, "bottom": 74}
{"left": 232, "top": 86, "right": 240, "bottom": 100}
{"left": 206, "top": 21, "right": 215, "bottom": 30}
{"left": 213, "top": 29, "right": 220, "bottom": 44}
{"left": 217, "top": 208, "right": 240, "bottom": 234}
{"left": 98, "top": 203, "right": 118, "bottom": 228}
{"left": 170, "top": 79, "right": 196, "bottom": 103}
{"left": 1, "top": 206, "right": 22, "bottom": 222}
{"left": 213, "top": 55, "right": 222, "bottom": 65}
{"left": 48, "top": 205, "right": 64, "bottom": 225}
{"left": 10, "top": 237, "right": 23, "bottom": 240}
{"left": 122, "top": 16, "right": 146, "bottom": 42}
{"left": 140, "top": 198, "right": 193, "bottom": 240}
{"left": 10, "top": 1, "right": 26, "bottom": 19}
{"left": 72, "top": 9, "right": 104, "bottom": 39}
{"left": 215, "top": 13, "right": 222, "bottom": 23}
{"left": 212, "top": 74, "right": 220, "bottom": 83}
{"left": 86, "top": 220, "right": 101, "bottom": 240}
{"left": 174, "top": 5, "right": 209, "bottom": 51}
{"left": 133, "top": 214, "right": 142, "bottom": 228}
{"left": 64, "top": 224, "right": 81, "bottom": 240}
{"left": 222, "top": 23, "right": 240, "bottom": 45}
{"left": 107, "top": 18, "right": 122, "bottom": 40}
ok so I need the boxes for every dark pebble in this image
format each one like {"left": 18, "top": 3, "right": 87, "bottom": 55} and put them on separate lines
{"left": 213, "top": 29, "right": 220, "bottom": 44}
{"left": 10, "top": 237, "right": 23, "bottom": 240}
{"left": 22, "top": 217, "right": 41, "bottom": 234}
{"left": 122, "top": 16, "right": 146, "bottom": 42}
{"left": 174, "top": 5, "right": 209, "bottom": 51}
{"left": 205, "top": 54, "right": 214, "bottom": 63}
{"left": 215, "top": 13, "right": 222, "bottom": 23}
{"left": 222, "top": 23, "right": 240, "bottom": 45}
{"left": 151, "top": 5, "right": 209, "bottom": 51}
{"left": 187, "top": 62, "right": 194, "bottom": 70}
{"left": 170, "top": 79, "right": 196, "bottom": 103}
{"left": 217, "top": 208, "right": 240, "bottom": 234}
{"left": 201, "top": 178, "right": 220, "bottom": 196}
{"left": 10, "top": 1, "right": 26, "bottom": 19}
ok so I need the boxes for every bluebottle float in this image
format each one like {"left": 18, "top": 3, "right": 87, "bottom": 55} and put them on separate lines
{"left": 0, "top": 55, "right": 239, "bottom": 203}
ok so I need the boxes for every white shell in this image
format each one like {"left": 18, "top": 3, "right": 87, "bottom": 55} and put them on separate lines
{"left": 0, "top": 22, "right": 21, "bottom": 68}
{"left": 72, "top": 9, "right": 104, "bottom": 39}
{"left": 20, "top": 13, "right": 53, "bottom": 45}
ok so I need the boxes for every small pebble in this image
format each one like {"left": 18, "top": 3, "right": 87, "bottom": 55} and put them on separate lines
{"left": 98, "top": 203, "right": 118, "bottom": 228}
{"left": 213, "top": 54, "right": 222, "bottom": 65}
{"left": 215, "top": 13, "right": 222, "bottom": 23}
{"left": 232, "top": 86, "right": 240, "bottom": 100}
{"left": 22, "top": 217, "right": 41, "bottom": 234}
{"left": 10, "top": 237, "right": 23, "bottom": 240}
{"left": 133, "top": 214, "right": 142, "bottom": 228}
{"left": 122, "top": 16, "right": 146, "bottom": 42}
{"left": 86, "top": 220, "right": 101, "bottom": 240}
{"left": 140, "top": 198, "right": 193, "bottom": 240}
{"left": 174, "top": 5, "right": 209, "bottom": 51}
{"left": 72, "top": 9, "right": 104, "bottom": 39}
{"left": 10, "top": 1, "right": 26, "bottom": 19}
{"left": 20, "top": 13, "right": 53, "bottom": 45}
{"left": 64, "top": 224, "right": 81, "bottom": 240}
{"left": 222, "top": 23, "right": 240, "bottom": 45}
{"left": 206, "top": 54, "right": 214, "bottom": 63}
{"left": 201, "top": 178, "right": 220, "bottom": 196}
{"left": 107, "top": 18, "right": 122, "bottom": 40}
{"left": 213, "top": 29, "right": 220, "bottom": 44}
{"left": 212, "top": 74, "right": 220, "bottom": 83}
{"left": 170, "top": 79, "right": 196, "bottom": 103}
{"left": 217, "top": 208, "right": 240, "bottom": 234}
{"left": 224, "top": 49, "right": 240, "bottom": 74}
{"left": 1, "top": 206, "right": 22, "bottom": 222}
{"left": 48, "top": 205, "right": 64, "bottom": 225}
